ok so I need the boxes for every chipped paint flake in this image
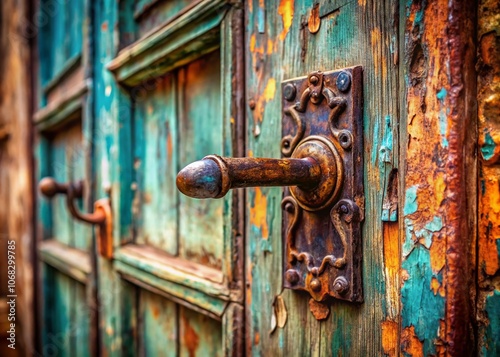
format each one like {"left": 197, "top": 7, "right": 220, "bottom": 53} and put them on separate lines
{"left": 403, "top": 185, "right": 418, "bottom": 215}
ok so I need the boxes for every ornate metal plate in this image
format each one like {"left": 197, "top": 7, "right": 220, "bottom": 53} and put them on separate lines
{"left": 281, "top": 66, "right": 364, "bottom": 303}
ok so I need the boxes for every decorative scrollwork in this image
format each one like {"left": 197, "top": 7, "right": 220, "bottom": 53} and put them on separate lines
{"left": 281, "top": 106, "right": 305, "bottom": 157}
{"left": 281, "top": 196, "right": 300, "bottom": 252}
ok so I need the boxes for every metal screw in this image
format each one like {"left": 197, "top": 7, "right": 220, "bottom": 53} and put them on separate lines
{"left": 309, "top": 75, "right": 319, "bottom": 85}
{"left": 336, "top": 72, "right": 351, "bottom": 92}
{"left": 340, "top": 204, "right": 349, "bottom": 214}
{"left": 333, "top": 276, "right": 349, "bottom": 295}
{"left": 284, "top": 202, "right": 295, "bottom": 213}
{"left": 338, "top": 131, "right": 353, "bottom": 149}
{"left": 283, "top": 83, "right": 296, "bottom": 101}
{"left": 310, "top": 278, "right": 321, "bottom": 292}
{"left": 285, "top": 269, "right": 300, "bottom": 285}
{"left": 249, "top": 100, "right": 256, "bottom": 110}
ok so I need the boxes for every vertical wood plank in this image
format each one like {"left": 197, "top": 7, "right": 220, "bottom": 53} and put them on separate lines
{"left": 178, "top": 50, "right": 224, "bottom": 269}
{"left": 477, "top": 0, "right": 500, "bottom": 355}
{"left": 179, "top": 306, "right": 223, "bottom": 357}
{"left": 139, "top": 289, "right": 178, "bottom": 357}
{"left": 93, "top": 0, "right": 137, "bottom": 354}
{"left": 134, "top": 73, "right": 178, "bottom": 254}
{"left": 245, "top": 0, "right": 400, "bottom": 354}
{"left": 401, "top": 0, "right": 477, "bottom": 355}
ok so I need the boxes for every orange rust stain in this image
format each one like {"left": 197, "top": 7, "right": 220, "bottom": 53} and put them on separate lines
{"left": 167, "top": 131, "right": 173, "bottom": 162}
{"left": 381, "top": 320, "right": 398, "bottom": 357}
{"left": 182, "top": 315, "right": 199, "bottom": 357}
{"left": 151, "top": 305, "right": 160, "bottom": 319}
{"left": 267, "top": 39, "right": 274, "bottom": 54}
{"left": 371, "top": 28, "right": 382, "bottom": 76}
{"left": 429, "top": 236, "right": 446, "bottom": 273}
{"left": 479, "top": 169, "right": 500, "bottom": 276}
{"left": 254, "top": 332, "right": 260, "bottom": 345}
{"left": 250, "top": 187, "right": 269, "bottom": 239}
{"left": 401, "top": 326, "right": 424, "bottom": 357}
{"left": 383, "top": 222, "right": 400, "bottom": 317}
{"left": 358, "top": 0, "right": 367, "bottom": 6}
{"left": 263, "top": 78, "right": 276, "bottom": 101}
{"left": 252, "top": 78, "right": 276, "bottom": 128}
{"left": 278, "top": 0, "right": 294, "bottom": 41}
{"left": 250, "top": 34, "right": 257, "bottom": 53}
{"left": 430, "top": 277, "right": 440, "bottom": 295}
{"left": 383, "top": 222, "right": 399, "bottom": 273}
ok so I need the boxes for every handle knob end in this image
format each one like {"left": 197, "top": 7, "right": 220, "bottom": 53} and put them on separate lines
{"left": 39, "top": 177, "right": 61, "bottom": 198}
{"left": 176, "top": 159, "right": 223, "bottom": 199}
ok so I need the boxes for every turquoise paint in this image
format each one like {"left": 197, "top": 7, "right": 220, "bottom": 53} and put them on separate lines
{"left": 482, "top": 289, "right": 500, "bottom": 357}
{"left": 415, "top": 216, "right": 443, "bottom": 249}
{"left": 401, "top": 245, "right": 445, "bottom": 357}
{"left": 371, "top": 116, "right": 380, "bottom": 164}
{"left": 437, "top": 88, "right": 449, "bottom": 147}
{"left": 403, "top": 185, "right": 418, "bottom": 215}
{"left": 481, "top": 132, "right": 496, "bottom": 161}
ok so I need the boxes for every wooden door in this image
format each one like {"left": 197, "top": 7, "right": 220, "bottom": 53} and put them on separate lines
{"left": 93, "top": 1, "right": 244, "bottom": 356}
{"left": 33, "top": 0, "right": 484, "bottom": 356}
{"left": 34, "top": 0, "right": 96, "bottom": 355}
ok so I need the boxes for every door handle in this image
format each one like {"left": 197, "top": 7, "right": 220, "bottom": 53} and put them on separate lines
{"left": 39, "top": 177, "right": 113, "bottom": 258}
{"left": 176, "top": 67, "right": 364, "bottom": 309}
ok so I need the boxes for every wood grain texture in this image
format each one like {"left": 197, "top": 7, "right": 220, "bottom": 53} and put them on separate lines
{"left": 477, "top": 0, "right": 500, "bottom": 355}
{"left": 245, "top": 0, "right": 400, "bottom": 355}
{"left": 0, "top": 1, "right": 34, "bottom": 355}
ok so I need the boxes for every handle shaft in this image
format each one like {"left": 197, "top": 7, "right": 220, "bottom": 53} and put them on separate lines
{"left": 176, "top": 155, "right": 321, "bottom": 199}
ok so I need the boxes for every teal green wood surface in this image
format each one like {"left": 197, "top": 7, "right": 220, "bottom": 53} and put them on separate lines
{"left": 245, "top": 0, "right": 400, "bottom": 355}
{"left": 94, "top": 1, "right": 244, "bottom": 355}
{"left": 134, "top": 73, "right": 178, "bottom": 254}
{"left": 178, "top": 50, "right": 223, "bottom": 269}
{"left": 93, "top": 0, "right": 137, "bottom": 354}
{"left": 49, "top": 120, "right": 91, "bottom": 251}
{"left": 179, "top": 306, "right": 223, "bottom": 357}
{"left": 139, "top": 289, "right": 178, "bottom": 357}
{"left": 39, "top": 0, "right": 84, "bottom": 88}
{"left": 42, "top": 266, "right": 90, "bottom": 357}
{"left": 135, "top": 0, "right": 194, "bottom": 38}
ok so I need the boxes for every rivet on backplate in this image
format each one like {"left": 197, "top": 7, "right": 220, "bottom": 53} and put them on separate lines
{"left": 333, "top": 276, "right": 349, "bottom": 295}
{"left": 283, "top": 83, "right": 296, "bottom": 101}
{"left": 336, "top": 72, "right": 351, "bottom": 92}
{"left": 285, "top": 269, "right": 300, "bottom": 285}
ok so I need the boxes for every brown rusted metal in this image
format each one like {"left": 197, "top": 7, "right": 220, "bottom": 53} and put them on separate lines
{"left": 39, "top": 177, "right": 113, "bottom": 258}
{"left": 176, "top": 67, "right": 364, "bottom": 311}
{"left": 176, "top": 156, "right": 324, "bottom": 199}
{"left": 282, "top": 67, "right": 364, "bottom": 305}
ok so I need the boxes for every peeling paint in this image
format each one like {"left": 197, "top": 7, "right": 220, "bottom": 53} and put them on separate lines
{"left": 401, "top": 245, "right": 445, "bottom": 356}
{"left": 278, "top": 0, "right": 294, "bottom": 41}
{"left": 403, "top": 185, "right": 418, "bottom": 215}
{"left": 250, "top": 187, "right": 269, "bottom": 239}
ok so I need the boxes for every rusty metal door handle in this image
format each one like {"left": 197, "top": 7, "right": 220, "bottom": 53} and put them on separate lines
{"left": 176, "top": 68, "right": 364, "bottom": 312}
{"left": 39, "top": 177, "right": 113, "bottom": 258}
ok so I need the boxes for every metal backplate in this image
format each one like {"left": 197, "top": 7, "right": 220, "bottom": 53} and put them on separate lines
{"left": 281, "top": 66, "right": 364, "bottom": 303}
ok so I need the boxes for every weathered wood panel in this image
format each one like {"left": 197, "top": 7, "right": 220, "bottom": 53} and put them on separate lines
{"left": 134, "top": 73, "right": 178, "bottom": 254}
{"left": 49, "top": 120, "right": 91, "bottom": 251}
{"left": 0, "top": 0, "right": 34, "bottom": 355}
{"left": 245, "top": 0, "right": 400, "bottom": 354}
{"left": 178, "top": 50, "right": 224, "bottom": 269}
{"left": 179, "top": 306, "right": 223, "bottom": 357}
{"left": 477, "top": 0, "right": 500, "bottom": 355}
{"left": 401, "top": 0, "right": 477, "bottom": 355}
{"left": 139, "top": 289, "right": 178, "bottom": 357}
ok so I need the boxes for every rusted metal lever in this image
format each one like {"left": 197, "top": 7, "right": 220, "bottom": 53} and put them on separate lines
{"left": 176, "top": 155, "right": 322, "bottom": 199}
{"left": 39, "top": 177, "right": 113, "bottom": 258}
